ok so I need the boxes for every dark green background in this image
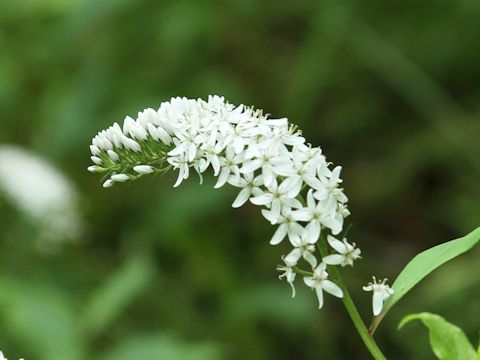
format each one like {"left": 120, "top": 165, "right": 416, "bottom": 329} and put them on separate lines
{"left": 1, "top": 0, "right": 479, "bottom": 359}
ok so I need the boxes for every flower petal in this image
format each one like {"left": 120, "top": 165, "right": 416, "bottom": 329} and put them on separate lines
{"left": 315, "top": 286, "right": 324, "bottom": 309}
{"left": 372, "top": 291, "right": 384, "bottom": 316}
{"left": 322, "top": 254, "right": 345, "bottom": 265}
{"left": 327, "top": 235, "right": 347, "bottom": 253}
{"left": 291, "top": 208, "right": 312, "bottom": 222}
{"left": 285, "top": 248, "right": 302, "bottom": 264}
{"left": 232, "top": 188, "right": 250, "bottom": 208}
{"left": 304, "top": 221, "right": 320, "bottom": 244}
{"left": 303, "top": 251, "right": 318, "bottom": 268}
{"left": 303, "top": 276, "right": 316, "bottom": 288}
{"left": 214, "top": 167, "right": 230, "bottom": 188}
{"left": 322, "top": 280, "right": 343, "bottom": 298}
{"left": 250, "top": 193, "right": 273, "bottom": 206}
{"left": 270, "top": 224, "right": 288, "bottom": 245}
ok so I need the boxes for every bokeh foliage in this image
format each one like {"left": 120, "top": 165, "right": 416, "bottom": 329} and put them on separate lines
{"left": 1, "top": 0, "right": 479, "bottom": 359}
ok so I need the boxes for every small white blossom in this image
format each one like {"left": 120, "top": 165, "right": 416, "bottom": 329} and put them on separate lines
{"left": 103, "top": 179, "right": 115, "bottom": 188}
{"left": 108, "top": 150, "right": 120, "bottom": 162}
{"left": 228, "top": 172, "right": 263, "bottom": 208}
{"left": 292, "top": 189, "right": 342, "bottom": 235}
{"left": 261, "top": 208, "right": 304, "bottom": 245}
{"left": 284, "top": 222, "right": 319, "bottom": 268}
{"left": 87, "top": 165, "right": 104, "bottom": 173}
{"left": 323, "top": 235, "right": 361, "bottom": 267}
{"left": 250, "top": 177, "right": 302, "bottom": 222}
{"left": 168, "top": 153, "right": 190, "bottom": 187}
{"left": 277, "top": 256, "right": 297, "bottom": 298}
{"left": 363, "top": 276, "right": 394, "bottom": 316}
{"left": 304, "top": 262, "right": 343, "bottom": 309}
{"left": 133, "top": 165, "right": 154, "bottom": 174}
{"left": 91, "top": 156, "right": 102, "bottom": 165}
{"left": 214, "top": 147, "right": 244, "bottom": 188}
{"left": 111, "top": 174, "right": 130, "bottom": 182}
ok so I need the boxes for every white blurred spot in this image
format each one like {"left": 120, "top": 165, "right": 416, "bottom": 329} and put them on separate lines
{"left": 0, "top": 145, "right": 83, "bottom": 250}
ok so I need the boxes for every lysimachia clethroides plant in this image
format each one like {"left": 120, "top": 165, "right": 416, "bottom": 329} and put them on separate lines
{"left": 89, "top": 96, "right": 480, "bottom": 359}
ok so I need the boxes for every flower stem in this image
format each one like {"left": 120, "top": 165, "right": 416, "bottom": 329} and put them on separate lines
{"left": 317, "top": 240, "right": 387, "bottom": 360}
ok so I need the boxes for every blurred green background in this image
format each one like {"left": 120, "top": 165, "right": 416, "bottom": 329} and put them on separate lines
{"left": 1, "top": 0, "right": 479, "bottom": 359}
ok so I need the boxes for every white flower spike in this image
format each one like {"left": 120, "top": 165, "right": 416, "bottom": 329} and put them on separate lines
{"left": 363, "top": 276, "right": 394, "bottom": 316}
{"left": 89, "top": 96, "right": 352, "bottom": 309}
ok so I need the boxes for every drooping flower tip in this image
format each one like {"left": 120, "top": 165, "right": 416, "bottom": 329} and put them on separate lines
{"left": 277, "top": 256, "right": 297, "bottom": 298}
{"left": 363, "top": 276, "right": 394, "bottom": 316}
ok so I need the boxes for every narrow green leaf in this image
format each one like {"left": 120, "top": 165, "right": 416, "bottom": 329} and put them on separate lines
{"left": 0, "top": 278, "right": 85, "bottom": 360}
{"left": 477, "top": 334, "right": 480, "bottom": 360}
{"left": 399, "top": 312, "right": 477, "bottom": 360}
{"left": 384, "top": 227, "right": 480, "bottom": 315}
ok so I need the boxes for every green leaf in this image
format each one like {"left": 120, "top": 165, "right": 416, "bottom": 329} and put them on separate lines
{"left": 0, "top": 278, "right": 85, "bottom": 360}
{"left": 383, "top": 227, "right": 480, "bottom": 315}
{"left": 399, "top": 312, "right": 477, "bottom": 360}
{"left": 477, "top": 334, "right": 480, "bottom": 360}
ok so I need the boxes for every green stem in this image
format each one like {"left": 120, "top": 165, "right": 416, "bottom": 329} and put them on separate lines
{"left": 317, "top": 240, "right": 387, "bottom": 360}
{"left": 331, "top": 267, "right": 386, "bottom": 360}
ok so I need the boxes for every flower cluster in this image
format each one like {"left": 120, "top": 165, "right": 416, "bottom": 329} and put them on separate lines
{"left": 88, "top": 96, "right": 360, "bottom": 308}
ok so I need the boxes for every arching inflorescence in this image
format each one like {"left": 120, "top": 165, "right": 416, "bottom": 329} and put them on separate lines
{"left": 88, "top": 95, "right": 361, "bottom": 308}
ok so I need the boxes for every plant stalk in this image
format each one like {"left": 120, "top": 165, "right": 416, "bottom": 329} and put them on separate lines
{"left": 317, "top": 240, "right": 387, "bottom": 360}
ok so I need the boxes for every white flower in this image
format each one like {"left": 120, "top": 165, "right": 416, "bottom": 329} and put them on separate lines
{"left": 103, "top": 179, "right": 115, "bottom": 188}
{"left": 228, "top": 172, "right": 263, "bottom": 208}
{"left": 133, "top": 165, "right": 154, "bottom": 174}
{"left": 284, "top": 222, "right": 319, "bottom": 268}
{"left": 273, "top": 145, "right": 325, "bottom": 191}
{"left": 292, "top": 189, "right": 342, "bottom": 235}
{"left": 250, "top": 177, "right": 302, "bottom": 222}
{"left": 108, "top": 150, "right": 120, "bottom": 162}
{"left": 277, "top": 256, "right": 297, "bottom": 298}
{"left": 363, "top": 277, "right": 394, "bottom": 316}
{"left": 315, "top": 166, "right": 348, "bottom": 204}
{"left": 214, "top": 147, "right": 244, "bottom": 189}
{"left": 323, "top": 235, "right": 361, "bottom": 267}
{"left": 303, "top": 262, "right": 343, "bottom": 309}
{"left": 261, "top": 208, "right": 304, "bottom": 245}
{"left": 167, "top": 152, "right": 190, "bottom": 187}
{"left": 111, "top": 174, "right": 130, "bottom": 182}
{"left": 240, "top": 145, "right": 291, "bottom": 187}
